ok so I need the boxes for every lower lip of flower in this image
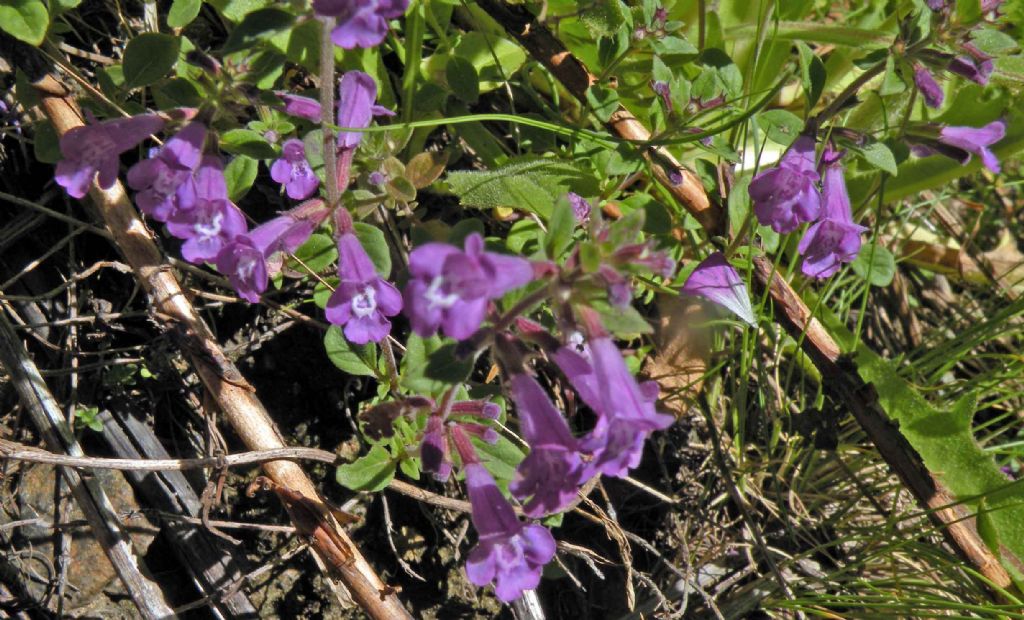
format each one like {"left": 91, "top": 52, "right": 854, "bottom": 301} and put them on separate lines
{"left": 352, "top": 285, "right": 378, "bottom": 317}
{"left": 425, "top": 275, "right": 459, "bottom": 310}
{"left": 195, "top": 211, "right": 224, "bottom": 239}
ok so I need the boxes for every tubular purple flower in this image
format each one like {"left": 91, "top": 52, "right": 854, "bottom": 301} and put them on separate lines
{"left": 55, "top": 113, "right": 165, "bottom": 198}
{"left": 566, "top": 192, "right": 592, "bottom": 222}
{"left": 277, "top": 93, "right": 323, "bottom": 121}
{"left": 420, "top": 415, "right": 452, "bottom": 482}
{"left": 748, "top": 135, "right": 821, "bottom": 233}
{"left": 325, "top": 232, "right": 403, "bottom": 344}
{"left": 948, "top": 56, "right": 993, "bottom": 85}
{"left": 313, "top": 0, "right": 408, "bottom": 49}
{"left": 939, "top": 120, "right": 1006, "bottom": 173}
{"left": 404, "top": 233, "right": 534, "bottom": 340}
{"left": 215, "top": 205, "right": 323, "bottom": 302}
{"left": 127, "top": 121, "right": 206, "bottom": 221}
{"left": 167, "top": 198, "right": 247, "bottom": 264}
{"left": 507, "top": 374, "right": 587, "bottom": 517}
{"left": 680, "top": 252, "right": 756, "bottom": 325}
{"left": 553, "top": 337, "right": 673, "bottom": 479}
{"left": 165, "top": 156, "right": 246, "bottom": 263}
{"left": 797, "top": 150, "right": 868, "bottom": 279}
{"left": 270, "top": 139, "right": 319, "bottom": 200}
{"left": 913, "top": 64, "right": 944, "bottom": 108}
{"left": 463, "top": 461, "right": 556, "bottom": 602}
{"left": 337, "top": 71, "right": 395, "bottom": 150}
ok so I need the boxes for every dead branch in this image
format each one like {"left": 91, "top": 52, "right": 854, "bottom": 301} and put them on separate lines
{"left": 471, "top": 0, "right": 1012, "bottom": 591}
{"left": 0, "top": 310, "right": 175, "bottom": 619}
{"left": 30, "top": 73, "right": 412, "bottom": 619}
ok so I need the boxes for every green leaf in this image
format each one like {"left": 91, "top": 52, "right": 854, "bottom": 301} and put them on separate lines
{"left": 758, "top": 109, "right": 804, "bottom": 146}
{"left": 592, "top": 300, "right": 653, "bottom": 337}
{"left": 33, "top": 120, "right": 61, "bottom": 164}
{"left": 545, "top": 195, "right": 576, "bottom": 260}
{"left": 446, "top": 55, "right": 480, "bottom": 104}
{"left": 224, "top": 155, "right": 258, "bottom": 202}
{"left": 401, "top": 334, "right": 474, "bottom": 395}
{"left": 222, "top": 7, "right": 294, "bottom": 53}
{"left": 352, "top": 222, "right": 392, "bottom": 278}
{"left": 795, "top": 41, "right": 826, "bottom": 108}
{"left": 452, "top": 32, "right": 526, "bottom": 92}
{"left": 851, "top": 242, "right": 895, "bottom": 287}
{"left": 324, "top": 326, "right": 378, "bottom": 377}
{"left": 207, "top": 0, "right": 269, "bottom": 21}
{"left": 586, "top": 84, "right": 620, "bottom": 123}
{"left": 857, "top": 141, "right": 898, "bottom": 176}
{"left": 0, "top": 0, "right": 49, "bottom": 46}
{"left": 219, "top": 128, "right": 277, "bottom": 159}
{"left": 336, "top": 445, "right": 395, "bottom": 492}
{"left": 472, "top": 435, "right": 526, "bottom": 491}
{"left": 446, "top": 158, "right": 599, "bottom": 220}
{"left": 168, "top": 0, "right": 202, "bottom": 27}
{"left": 290, "top": 233, "right": 337, "bottom": 275}
{"left": 123, "top": 33, "right": 181, "bottom": 88}
{"left": 956, "top": 0, "right": 982, "bottom": 24}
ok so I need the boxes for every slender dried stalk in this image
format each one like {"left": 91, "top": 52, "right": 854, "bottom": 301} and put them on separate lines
{"left": 472, "top": 0, "right": 1012, "bottom": 590}
{"left": 30, "top": 74, "right": 412, "bottom": 619}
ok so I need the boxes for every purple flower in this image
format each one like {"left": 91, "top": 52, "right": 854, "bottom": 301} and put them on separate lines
{"left": 566, "top": 192, "right": 591, "bottom": 222}
{"left": 404, "top": 233, "right": 534, "bottom": 340}
{"left": 337, "top": 71, "right": 395, "bottom": 150}
{"left": 167, "top": 198, "right": 247, "bottom": 264}
{"left": 553, "top": 338, "right": 673, "bottom": 479}
{"left": 325, "top": 232, "right": 403, "bottom": 344}
{"left": 55, "top": 113, "right": 165, "bottom": 198}
{"left": 748, "top": 135, "right": 821, "bottom": 234}
{"left": 939, "top": 120, "right": 1006, "bottom": 173}
{"left": 680, "top": 252, "right": 756, "bottom": 325}
{"left": 313, "top": 0, "right": 408, "bottom": 49}
{"left": 948, "top": 56, "right": 993, "bottom": 85}
{"left": 913, "top": 64, "right": 944, "bottom": 108}
{"left": 127, "top": 121, "right": 206, "bottom": 222}
{"left": 507, "top": 374, "right": 587, "bottom": 517}
{"left": 797, "top": 150, "right": 867, "bottom": 279}
{"left": 166, "top": 157, "right": 246, "bottom": 263}
{"left": 277, "top": 93, "right": 323, "bottom": 121}
{"left": 926, "top": 0, "right": 948, "bottom": 10}
{"left": 270, "top": 139, "right": 319, "bottom": 200}
{"left": 463, "top": 461, "right": 556, "bottom": 602}
{"left": 216, "top": 207, "right": 322, "bottom": 302}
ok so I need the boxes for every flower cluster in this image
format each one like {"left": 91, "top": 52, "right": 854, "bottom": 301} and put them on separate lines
{"left": 749, "top": 136, "right": 866, "bottom": 279}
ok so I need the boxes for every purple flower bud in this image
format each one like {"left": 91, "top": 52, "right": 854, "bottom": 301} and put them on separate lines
{"left": 313, "top": 0, "right": 408, "bottom": 49}
{"left": 652, "top": 80, "right": 673, "bottom": 113}
{"left": 450, "top": 400, "right": 502, "bottom": 419}
{"left": 566, "top": 192, "right": 591, "bottom": 222}
{"left": 680, "top": 252, "right": 756, "bottom": 325}
{"left": 127, "top": 122, "right": 206, "bottom": 222}
{"left": 463, "top": 461, "right": 556, "bottom": 602}
{"left": 553, "top": 338, "right": 673, "bottom": 479}
{"left": 368, "top": 171, "right": 387, "bottom": 186}
{"left": 508, "top": 374, "right": 587, "bottom": 517}
{"left": 55, "top": 113, "right": 165, "bottom": 198}
{"left": 913, "top": 64, "right": 944, "bottom": 108}
{"left": 326, "top": 232, "right": 403, "bottom": 344}
{"left": 404, "top": 233, "right": 534, "bottom": 340}
{"left": 270, "top": 139, "right": 319, "bottom": 200}
{"left": 421, "top": 415, "right": 452, "bottom": 482}
{"left": 926, "top": 0, "right": 948, "bottom": 11}
{"left": 748, "top": 135, "right": 822, "bottom": 233}
{"left": 337, "top": 71, "right": 395, "bottom": 150}
{"left": 797, "top": 150, "right": 867, "bottom": 279}
{"left": 277, "top": 93, "right": 323, "bottom": 121}
{"left": 948, "top": 56, "right": 993, "bottom": 85}
{"left": 939, "top": 120, "right": 1006, "bottom": 173}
